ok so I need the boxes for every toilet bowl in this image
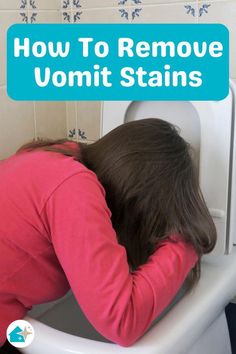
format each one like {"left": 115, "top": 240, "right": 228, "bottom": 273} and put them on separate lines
{"left": 20, "top": 81, "right": 236, "bottom": 354}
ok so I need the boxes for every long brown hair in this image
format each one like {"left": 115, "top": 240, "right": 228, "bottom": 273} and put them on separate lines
{"left": 17, "top": 118, "right": 217, "bottom": 289}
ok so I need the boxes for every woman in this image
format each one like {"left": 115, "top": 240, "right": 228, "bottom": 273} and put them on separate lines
{"left": 0, "top": 118, "right": 216, "bottom": 352}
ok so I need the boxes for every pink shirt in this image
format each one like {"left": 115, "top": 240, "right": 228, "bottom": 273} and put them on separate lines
{"left": 0, "top": 144, "right": 198, "bottom": 347}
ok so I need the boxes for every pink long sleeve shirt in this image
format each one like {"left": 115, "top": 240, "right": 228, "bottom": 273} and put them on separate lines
{"left": 0, "top": 144, "right": 198, "bottom": 347}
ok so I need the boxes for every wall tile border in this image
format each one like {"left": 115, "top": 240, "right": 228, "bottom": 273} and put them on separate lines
{"left": 12, "top": 0, "right": 216, "bottom": 23}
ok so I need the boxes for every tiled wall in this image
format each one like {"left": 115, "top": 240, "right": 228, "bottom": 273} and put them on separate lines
{"left": 0, "top": 0, "right": 235, "bottom": 158}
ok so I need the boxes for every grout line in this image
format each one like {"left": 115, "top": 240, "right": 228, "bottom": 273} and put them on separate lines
{"left": 0, "top": 0, "right": 230, "bottom": 12}
{"left": 78, "top": 139, "right": 94, "bottom": 144}
{"left": 196, "top": 0, "right": 199, "bottom": 23}
{"left": 70, "top": 0, "right": 73, "bottom": 21}
{"left": 61, "top": 6, "right": 129, "bottom": 11}
{"left": 100, "top": 102, "right": 103, "bottom": 139}
{"left": 129, "top": 5, "right": 132, "bottom": 24}
{"left": 27, "top": 0, "right": 30, "bottom": 24}
{"left": 0, "top": 2, "right": 206, "bottom": 13}
{"left": 65, "top": 101, "right": 69, "bottom": 138}
{"left": 28, "top": 9, "right": 61, "bottom": 12}
{"left": 33, "top": 101, "right": 37, "bottom": 140}
{"left": 0, "top": 9, "right": 62, "bottom": 13}
{"left": 78, "top": 4, "right": 192, "bottom": 10}
{"left": 75, "top": 101, "right": 79, "bottom": 142}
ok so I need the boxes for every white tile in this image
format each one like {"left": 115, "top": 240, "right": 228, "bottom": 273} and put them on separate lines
{"left": 61, "top": 0, "right": 71, "bottom": 12}
{"left": 66, "top": 102, "right": 78, "bottom": 140}
{"left": 141, "top": 0, "right": 195, "bottom": 4}
{"left": 0, "top": 11, "right": 24, "bottom": 86}
{"left": 61, "top": 10, "right": 72, "bottom": 23}
{"left": 0, "top": 0, "right": 24, "bottom": 10}
{"left": 0, "top": 87, "right": 35, "bottom": 159}
{"left": 61, "top": 9, "right": 83, "bottom": 22}
{"left": 198, "top": 1, "right": 236, "bottom": 79}
{"left": 76, "top": 101, "right": 101, "bottom": 141}
{"left": 28, "top": 10, "right": 61, "bottom": 23}
{"left": 80, "top": 0, "right": 120, "bottom": 8}
{"left": 34, "top": 102, "right": 67, "bottom": 139}
{"left": 131, "top": 3, "right": 197, "bottom": 23}
{"left": 79, "top": 8, "right": 130, "bottom": 23}
{"left": 32, "top": 0, "right": 61, "bottom": 10}
{"left": 28, "top": 0, "right": 37, "bottom": 9}
{"left": 0, "top": 0, "right": 61, "bottom": 10}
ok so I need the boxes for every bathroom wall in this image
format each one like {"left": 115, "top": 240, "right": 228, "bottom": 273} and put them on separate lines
{"left": 0, "top": 0, "right": 235, "bottom": 158}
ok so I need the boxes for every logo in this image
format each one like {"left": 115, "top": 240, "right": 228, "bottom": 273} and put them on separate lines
{"left": 6, "top": 320, "right": 35, "bottom": 348}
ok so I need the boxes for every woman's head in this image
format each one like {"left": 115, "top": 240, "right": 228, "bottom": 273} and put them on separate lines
{"left": 18, "top": 118, "right": 217, "bottom": 288}
{"left": 81, "top": 119, "right": 216, "bottom": 280}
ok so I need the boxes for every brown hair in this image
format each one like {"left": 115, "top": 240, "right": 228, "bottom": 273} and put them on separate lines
{"left": 18, "top": 118, "right": 217, "bottom": 289}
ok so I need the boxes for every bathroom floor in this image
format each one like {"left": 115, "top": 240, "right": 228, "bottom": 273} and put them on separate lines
{"left": 226, "top": 303, "right": 236, "bottom": 354}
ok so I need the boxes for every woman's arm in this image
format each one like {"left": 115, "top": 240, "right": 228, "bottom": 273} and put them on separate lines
{"left": 43, "top": 171, "right": 198, "bottom": 347}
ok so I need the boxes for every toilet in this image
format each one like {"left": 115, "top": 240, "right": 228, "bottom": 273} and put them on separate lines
{"left": 20, "top": 80, "right": 236, "bottom": 354}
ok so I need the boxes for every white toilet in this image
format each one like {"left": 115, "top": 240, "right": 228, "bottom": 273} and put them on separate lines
{"left": 21, "top": 81, "right": 236, "bottom": 354}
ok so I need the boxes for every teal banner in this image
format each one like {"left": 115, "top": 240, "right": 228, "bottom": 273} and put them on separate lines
{"left": 7, "top": 24, "right": 229, "bottom": 101}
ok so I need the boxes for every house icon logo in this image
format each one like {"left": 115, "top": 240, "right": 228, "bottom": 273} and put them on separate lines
{"left": 6, "top": 320, "right": 35, "bottom": 348}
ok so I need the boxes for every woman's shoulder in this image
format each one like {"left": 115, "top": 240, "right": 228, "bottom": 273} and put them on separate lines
{"left": 0, "top": 145, "right": 99, "bottom": 213}
{"left": 21, "top": 146, "right": 95, "bottom": 185}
